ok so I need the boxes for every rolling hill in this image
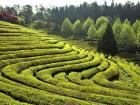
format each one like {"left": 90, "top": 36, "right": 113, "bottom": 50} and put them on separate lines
{"left": 0, "top": 21, "right": 140, "bottom": 105}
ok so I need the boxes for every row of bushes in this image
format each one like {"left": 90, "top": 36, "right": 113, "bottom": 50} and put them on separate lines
{"left": 93, "top": 60, "right": 140, "bottom": 93}
{"left": 80, "top": 59, "right": 109, "bottom": 79}
{"left": 110, "top": 57, "right": 140, "bottom": 89}
{"left": 0, "top": 98, "right": 30, "bottom": 105}
{"left": 0, "top": 42, "right": 64, "bottom": 51}
{"left": 0, "top": 34, "right": 96, "bottom": 104}
{"left": 0, "top": 44, "right": 73, "bottom": 60}
{"left": 1, "top": 49, "right": 139, "bottom": 104}
{"left": 0, "top": 81, "right": 92, "bottom": 105}
{"left": 0, "top": 50, "right": 78, "bottom": 68}
{"left": 1, "top": 55, "right": 101, "bottom": 104}
{"left": 35, "top": 53, "right": 139, "bottom": 104}
{"left": 3, "top": 55, "right": 136, "bottom": 105}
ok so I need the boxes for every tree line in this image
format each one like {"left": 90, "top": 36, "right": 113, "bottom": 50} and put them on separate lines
{"left": 61, "top": 16, "right": 140, "bottom": 53}
{"left": 49, "top": 1, "right": 140, "bottom": 25}
{"left": 1, "top": 1, "right": 140, "bottom": 27}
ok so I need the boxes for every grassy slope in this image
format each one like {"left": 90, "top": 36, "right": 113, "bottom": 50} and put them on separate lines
{"left": 0, "top": 21, "right": 140, "bottom": 105}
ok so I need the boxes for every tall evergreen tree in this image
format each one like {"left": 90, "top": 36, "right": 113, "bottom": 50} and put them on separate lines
{"left": 97, "top": 23, "right": 118, "bottom": 57}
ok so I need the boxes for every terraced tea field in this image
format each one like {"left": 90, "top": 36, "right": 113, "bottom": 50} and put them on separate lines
{"left": 0, "top": 21, "right": 140, "bottom": 105}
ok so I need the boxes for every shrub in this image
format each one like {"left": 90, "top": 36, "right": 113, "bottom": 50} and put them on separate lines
{"left": 30, "top": 21, "right": 48, "bottom": 29}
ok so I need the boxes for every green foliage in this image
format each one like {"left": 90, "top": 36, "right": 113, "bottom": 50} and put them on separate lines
{"left": 124, "top": 19, "right": 131, "bottom": 25}
{"left": 97, "top": 23, "right": 118, "bottom": 56}
{"left": 82, "top": 17, "right": 94, "bottom": 35}
{"left": 0, "top": 21, "right": 140, "bottom": 105}
{"left": 95, "top": 16, "right": 109, "bottom": 39}
{"left": 72, "top": 19, "right": 82, "bottom": 36}
{"left": 132, "top": 20, "right": 140, "bottom": 35}
{"left": 61, "top": 18, "right": 72, "bottom": 35}
{"left": 121, "top": 23, "right": 137, "bottom": 48}
{"left": 87, "top": 24, "right": 97, "bottom": 39}
{"left": 30, "top": 21, "right": 48, "bottom": 29}
{"left": 22, "top": 5, "right": 33, "bottom": 26}
{"left": 112, "top": 17, "right": 123, "bottom": 44}
{"left": 51, "top": 24, "right": 61, "bottom": 33}
{"left": 96, "top": 25, "right": 107, "bottom": 39}
{"left": 137, "top": 32, "right": 140, "bottom": 46}
{"left": 95, "top": 16, "right": 109, "bottom": 29}
{"left": 34, "top": 5, "right": 47, "bottom": 21}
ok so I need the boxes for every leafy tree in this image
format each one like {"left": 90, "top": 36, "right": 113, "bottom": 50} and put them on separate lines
{"left": 34, "top": 5, "right": 46, "bottom": 21}
{"left": 113, "top": 17, "right": 122, "bottom": 24}
{"left": 95, "top": 16, "right": 109, "bottom": 39}
{"left": 95, "top": 16, "right": 109, "bottom": 29}
{"left": 132, "top": 20, "right": 140, "bottom": 34}
{"left": 61, "top": 18, "right": 72, "bottom": 35}
{"left": 87, "top": 24, "right": 97, "bottom": 39}
{"left": 137, "top": 32, "right": 140, "bottom": 46}
{"left": 12, "top": 5, "right": 21, "bottom": 16}
{"left": 121, "top": 23, "right": 137, "bottom": 48}
{"left": 96, "top": 25, "right": 108, "bottom": 39}
{"left": 22, "top": 5, "right": 33, "bottom": 26}
{"left": 124, "top": 18, "right": 131, "bottom": 25}
{"left": 82, "top": 17, "right": 94, "bottom": 35}
{"left": 72, "top": 19, "right": 82, "bottom": 36}
{"left": 112, "top": 17, "right": 122, "bottom": 44}
{"left": 97, "top": 23, "right": 118, "bottom": 57}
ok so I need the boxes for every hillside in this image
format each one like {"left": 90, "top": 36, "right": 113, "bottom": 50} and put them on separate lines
{"left": 0, "top": 21, "right": 140, "bottom": 105}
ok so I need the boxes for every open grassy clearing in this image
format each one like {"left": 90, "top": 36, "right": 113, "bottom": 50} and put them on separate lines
{"left": 0, "top": 21, "right": 140, "bottom": 105}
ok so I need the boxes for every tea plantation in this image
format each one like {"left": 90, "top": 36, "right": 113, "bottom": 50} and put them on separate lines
{"left": 0, "top": 21, "right": 140, "bottom": 105}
